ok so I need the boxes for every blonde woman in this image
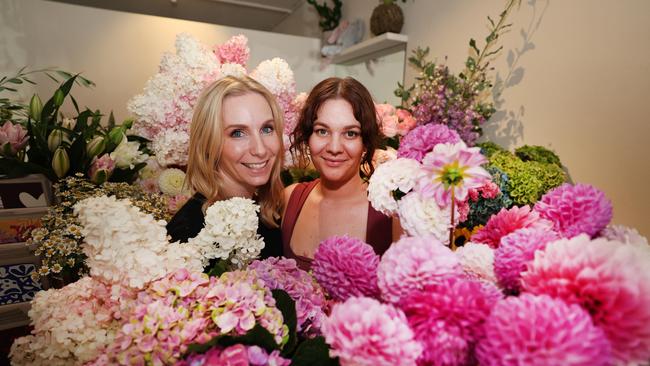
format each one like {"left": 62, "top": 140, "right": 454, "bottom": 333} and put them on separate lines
{"left": 167, "top": 76, "right": 284, "bottom": 260}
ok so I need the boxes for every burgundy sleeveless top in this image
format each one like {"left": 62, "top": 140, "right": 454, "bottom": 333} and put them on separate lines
{"left": 281, "top": 179, "right": 392, "bottom": 270}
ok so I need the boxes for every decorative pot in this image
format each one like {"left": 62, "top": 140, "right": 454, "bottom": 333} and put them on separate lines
{"left": 370, "top": 3, "right": 404, "bottom": 36}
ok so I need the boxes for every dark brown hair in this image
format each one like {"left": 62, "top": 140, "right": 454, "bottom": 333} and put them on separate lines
{"left": 290, "top": 77, "right": 380, "bottom": 178}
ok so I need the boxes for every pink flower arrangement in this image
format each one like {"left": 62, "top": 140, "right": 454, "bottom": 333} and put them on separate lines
{"left": 312, "top": 235, "right": 381, "bottom": 301}
{"left": 401, "top": 276, "right": 501, "bottom": 366}
{"left": 0, "top": 121, "right": 28, "bottom": 156}
{"left": 375, "top": 103, "right": 399, "bottom": 138}
{"left": 476, "top": 294, "right": 612, "bottom": 366}
{"left": 249, "top": 257, "right": 327, "bottom": 335}
{"left": 534, "top": 183, "right": 613, "bottom": 238}
{"left": 396, "top": 108, "right": 417, "bottom": 136}
{"left": 494, "top": 227, "right": 560, "bottom": 292}
{"left": 600, "top": 224, "right": 648, "bottom": 246}
{"left": 397, "top": 123, "right": 461, "bottom": 162}
{"left": 214, "top": 34, "right": 250, "bottom": 66}
{"left": 377, "top": 236, "right": 461, "bottom": 304}
{"left": 471, "top": 205, "right": 553, "bottom": 248}
{"left": 322, "top": 297, "right": 422, "bottom": 366}
{"left": 521, "top": 235, "right": 650, "bottom": 365}
{"left": 88, "top": 154, "right": 116, "bottom": 184}
{"left": 417, "top": 141, "right": 491, "bottom": 207}
{"left": 178, "top": 344, "right": 290, "bottom": 366}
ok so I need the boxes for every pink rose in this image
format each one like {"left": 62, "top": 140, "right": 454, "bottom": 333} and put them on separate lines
{"left": 396, "top": 109, "right": 417, "bottom": 136}
{"left": 380, "top": 114, "right": 399, "bottom": 138}
{"left": 0, "top": 121, "right": 29, "bottom": 157}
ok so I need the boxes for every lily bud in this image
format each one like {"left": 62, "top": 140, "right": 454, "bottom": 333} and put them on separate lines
{"left": 122, "top": 118, "right": 134, "bottom": 130}
{"left": 88, "top": 154, "right": 116, "bottom": 184}
{"left": 47, "top": 130, "right": 65, "bottom": 152}
{"left": 52, "top": 147, "right": 70, "bottom": 178}
{"left": 29, "top": 94, "right": 43, "bottom": 121}
{"left": 86, "top": 136, "right": 106, "bottom": 158}
{"left": 61, "top": 117, "right": 76, "bottom": 131}
{"left": 53, "top": 89, "right": 65, "bottom": 107}
{"left": 107, "top": 126, "right": 126, "bottom": 146}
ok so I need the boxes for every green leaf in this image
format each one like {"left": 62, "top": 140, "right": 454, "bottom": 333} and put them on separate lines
{"left": 469, "top": 38, "right": 480, "bottom": 55}
{"left": 108, "top": 111, "right": 116, "bottom": 130}
{"left": 205, "top": 260, "right": 229, "bottom": 277}
{"left": 68, "top": 133, "right": 87, "bottom": 173}
{"left": 185, "top": 324, "right": 279, "bottom": 357}
{"left": 70, "top": 94, "right": 80, "bottom": 114}
{"left": 7, "top": 78, "right": 23, "bottom": 84}
{"left": 272, "top": 289, "right": 298, "bottom": 357}
{"left": 290, "top": 336, "right": 339, "bottom": 366}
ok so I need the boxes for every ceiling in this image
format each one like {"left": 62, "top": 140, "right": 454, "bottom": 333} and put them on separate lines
{"left": 46, "top": 0, "right": 305, "bottom": 31}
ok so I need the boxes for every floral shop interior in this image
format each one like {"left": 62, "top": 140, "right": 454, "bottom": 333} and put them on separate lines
{"left": 1, "top": 0, "right": 649, "bottom": 365}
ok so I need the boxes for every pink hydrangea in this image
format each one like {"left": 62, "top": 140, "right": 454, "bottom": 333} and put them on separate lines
{"left": 494, "top": 227, "right": 560, "bottom": 293}
{"left": 471, "top": 206, "right": 553, "bottom": 248}
{"left": 214, "top": 34, "right": 250, "bottom": 66}
{"left": 322, "top": 297, "right": 422, "bottom": 366}
{"left": 249, "top": 257, "right": 327, "bottom": 335}
{"left": 0, "top": 121, "right": 29, "bottom": 157}
{"left": 476, "top": 294, "right": 612, "bottom": 366}
{"left": 522, "top": 235, "right": 650, "bottom": 365}
{"left": 401, "top": 276, "right": 502, "bottom": 366}
{"left": 377, "top": 236, "right": 461, "bottom": 304}
{"left": 312, "top": 235, "right": 380, "bottom": 301}
{"left": 534, "top": 183, "right": 613, "bottom": 238}
{"left": 178, "top": 344, "right": 290, "bottom": 366}
{"left": 397, "top": 123, "right": 461, "bottom": 162}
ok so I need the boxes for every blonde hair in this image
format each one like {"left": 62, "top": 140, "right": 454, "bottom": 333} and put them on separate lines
{"left": 186, "top": 75, "right": 284, "bottom": 227}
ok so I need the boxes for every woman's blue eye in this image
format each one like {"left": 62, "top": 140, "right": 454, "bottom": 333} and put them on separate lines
{"left": 261, "top": 126, "right": 274, "bottom": 135}
{"left": 230, "top": 129, "right": 245, "bottom": 138}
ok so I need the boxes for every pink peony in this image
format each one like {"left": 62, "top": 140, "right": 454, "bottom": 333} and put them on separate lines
{"left": 401, "top": 276, "right": 502, "bottom": 366}
{"left": 396, "top": 108, "right": 417, "bottom": 136}
{"left": 377, "top": 236, "right": 461, "bottom": 304}
{"left": 476, "top": 294, "right": 612, "bottom": 366}
{"left": 0, "top": 121, "right": 29, "bottom": 157}
{"left": 397, "top": 123, "right": 461, "bottom": 162}
{"left": 417, "top": 141, "right": 492, "bottom": 207}
{"left": 534, "top": 183, "right": 613, "bottom": 238}
{"left": 471, "top": 206, "right": 553, "bottom": 248}
{"left": 312, "top": 235, "right": 380, "bottom": 301}
{"left": 522, "top": 235, "right": 650, "bottom": 364}
{"left": 215, "top": 34, "right": 250, "bottom": 66}
{"left": 494, "top": 227, "right": 560, "bottom": 293}
{"left": 322, "top": 296, "right": 422, "bottom": 366}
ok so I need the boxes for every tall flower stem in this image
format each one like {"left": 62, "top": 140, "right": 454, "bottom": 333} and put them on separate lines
{"left": 449, "top": 187, "right": 456, "bottom": 250}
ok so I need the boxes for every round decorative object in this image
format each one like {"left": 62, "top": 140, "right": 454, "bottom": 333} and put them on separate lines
{"left": 370, "top": 3, "right": 404, "bottom": 36}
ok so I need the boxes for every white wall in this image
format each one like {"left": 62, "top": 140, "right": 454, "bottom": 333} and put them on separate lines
{"left": 278, "top": 0, "right": 650, "bottom": 237}
{"left": 0, "top": 0, "right": 330, "bottom": 120}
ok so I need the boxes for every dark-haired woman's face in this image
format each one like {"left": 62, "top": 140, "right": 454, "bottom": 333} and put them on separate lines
{"left": 309, "top": 98, "right": 364, "bottom": 184}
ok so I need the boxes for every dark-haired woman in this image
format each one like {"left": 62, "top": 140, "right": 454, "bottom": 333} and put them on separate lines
{"left": 281, "top": 77, "right": 401, "bottom": 270}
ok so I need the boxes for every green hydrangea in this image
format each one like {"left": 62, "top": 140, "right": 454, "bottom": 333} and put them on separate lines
{"left": 489, "top": 151, "right": 566, "bottom": 206}
{"left": 515, "top": 145, "right": 562, "bottom": 165}
{"left": 476, "top": 141, "right": 507, "bottom": 158}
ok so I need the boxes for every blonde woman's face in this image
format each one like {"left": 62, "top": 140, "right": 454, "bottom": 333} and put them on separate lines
{"left": 219, "top": 92, "right": 280, "bottom": 198}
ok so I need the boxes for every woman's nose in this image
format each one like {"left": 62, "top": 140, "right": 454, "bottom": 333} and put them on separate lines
{"left": 326, "top": 134, "right": 342, "bottom": 154}
{"left": 249, "top": 133, "right": 267, "bottom": 157}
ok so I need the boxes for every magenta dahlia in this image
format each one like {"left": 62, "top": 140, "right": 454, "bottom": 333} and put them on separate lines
{"left": 312, "top": 235, "right": 380, "bottom": 301}
{"left": 471, "top": 205, "right": 552, "bottom": 248}
{"left": 322, "top": 296, "right": 422, "bottom": 366}
{"left": 397, "top": 123, "right": 461, "bottom": 162}
{"left": 401, "top": 276, "right": 502, "bottom": 366}
{"left": 377, "top": 236, "right": 462, "bottom": 304}
{"left": 476, "top": 294, "right": 612, "bottom": 366}
{"left": 521, "top": 235, "right": 650, "bottom": 364}
{"left": 534, "top": 183, "right": 613, "bottom": 238}
{"left": 494, "top": 227, "right": 560, "bottom": 293}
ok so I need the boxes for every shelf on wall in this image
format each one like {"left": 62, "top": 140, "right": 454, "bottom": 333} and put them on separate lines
{"left": 332, "top": 32, "right": 408, "bottom": 65}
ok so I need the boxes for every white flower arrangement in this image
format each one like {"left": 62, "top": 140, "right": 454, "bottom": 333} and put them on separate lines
{"left": 109, "top": 139, "right": 148, "bottom": 169}
{"left": 367, "top": 158, "right": 427, "bottom": 215}
{"left": 455, "top": 242, "right": 498, "bottom": 285}
{"left": 151, "top": 128, "right": 191, "bottom": 167}
{"left": 397, "top": 191, "right": 452, "bottom": 242}
{"left": 188, "top": 197, "right": 265, "bottom": 268}
{"left": 250, "top": 57, "right": 296, "bottom": 97}
{"left": 74, "top": 195, "right": 202, "bottom": 289}
{"left": 157, "top": 167, "right": 188, "bottom": 196}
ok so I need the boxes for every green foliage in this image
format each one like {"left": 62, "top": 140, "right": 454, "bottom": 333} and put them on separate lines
{"left": 290, "top": 336, "right": 340, "bottom": 366}
{"left": 306, "top": 0, "right": 343, "bottom": 31}
{"left": 185, "top": 324, "right": 280, "bottom": 356}
{"left": 476, "top": 141, "right": 507, "bottom": 158}
{"left": 281, "top": 167, "right": 320, "bottom": 186}
{"left": 515, "top": 144, "right": 562, "bottom": 165}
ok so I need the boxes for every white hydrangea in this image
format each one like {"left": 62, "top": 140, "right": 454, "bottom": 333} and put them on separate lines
{"left": 600, "top": 224, "right": 649, "bottom": 247}
{"left": 157, "top": 168, "right": 188, "bottom": 196}
{"left": 250, "top": 57, "right": 296, "bottom": 97}
{"left": 74, "top": 195, "right": 202, "bottom": 289}
{"left": 220, "top": 62, "right": 247, "bottom": 78}
{"left": 152, "top": 128, "right": 190, "bottom": 167}
{"left": 188, "top": 197, "right": 265, "bottom": 268}
{"left": 455, "top": 242, "right": 498, "bottom": 285}
{"left": 397, "top": 191, "right": 452, "bottom": 242}
{"left": 109, "top": 140, "right": 148, "bottom": 169}
{"left": 367, "top": 158, "right": 427, "bottom": 215}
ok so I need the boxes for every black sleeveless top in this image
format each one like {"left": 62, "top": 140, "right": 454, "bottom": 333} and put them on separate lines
{"left": 166, "top": 193, "right": 283, "bottom": 260}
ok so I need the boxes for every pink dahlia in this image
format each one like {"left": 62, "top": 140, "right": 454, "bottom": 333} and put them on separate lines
{"left": 322, "top": 297, "right": 422, "bottom": 366}
{"left": 455, "top": 242, "right": 498, "bottom": 284}
{"left": 377, "top": 236, "right": 461, "bottom": 304}
{"left": 471, "top": 206, "right": 553, "bottom": 248}
{"left": 214, "top": 34, "right": 250, "bottom": 66}
{"left": 522, "top": 235, "right": 650, "bottom": 364}
{"left": 417, "top": 142, "right": 492, "bottom": 207}
{"left": 476, "top": 294, "right": 612, "bottom": 366}
{"left": 494, "top": 227, "right": 560, "bottom": 293}
{"left": 249, "top": 257, "right": 327, "bottom": 335}
{"left": 312, "top": 235, "right": 380, "bottom": 301}
{"left": 397, "top": 123, "right": 461, "bottom": 162}
{"left": 534, "top": 183, "right": 613, "bottom": 238}
{"left": 599, "top": 224, "right": 648, "bottom": 246}
{"left": 401, "top": 276, "right": 502, "bottom": 366}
